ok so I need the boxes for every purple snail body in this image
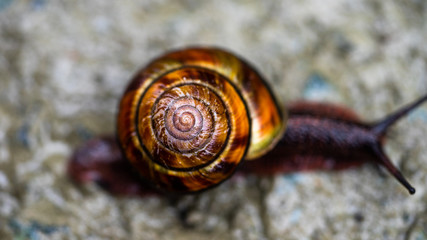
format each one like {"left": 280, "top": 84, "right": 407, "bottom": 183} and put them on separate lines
{"left": 68, "top": 47, "right": 426, "bottom": 196}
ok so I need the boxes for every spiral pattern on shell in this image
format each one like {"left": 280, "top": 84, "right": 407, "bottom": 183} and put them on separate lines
{"left": 118, "top": 48, "right": 285, "bottom": 192}
{"left": 151, "top": 84, "right": 227, "bottom": 160}
{"left": 138, "top": 68, "right": 248, "bottom": 173}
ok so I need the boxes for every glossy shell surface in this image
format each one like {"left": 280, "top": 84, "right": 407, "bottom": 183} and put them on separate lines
{"left": 117, "top": 47, "right": 285, "bottom": 192}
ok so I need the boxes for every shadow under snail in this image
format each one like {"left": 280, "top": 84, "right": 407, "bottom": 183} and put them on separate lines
{"left": 68, "top": 47, "right": 427, "bottom": 196}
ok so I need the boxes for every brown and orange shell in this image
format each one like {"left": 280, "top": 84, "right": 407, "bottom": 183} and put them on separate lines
{"left": 117, "top": 47, "right": 286, "bottom": 193}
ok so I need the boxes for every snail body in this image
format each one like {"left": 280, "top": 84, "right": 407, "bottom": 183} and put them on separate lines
{"left": 68, "top": 47, "right": 427, "bottom": 195}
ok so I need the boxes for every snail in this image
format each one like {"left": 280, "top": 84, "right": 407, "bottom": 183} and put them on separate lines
{"left": 68, "top": 47, "right": 427, "bottom": 196}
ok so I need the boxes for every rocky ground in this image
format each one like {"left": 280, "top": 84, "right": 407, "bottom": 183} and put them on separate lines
{"left": 1, "top": 1, "right": 427, "bottom": 239}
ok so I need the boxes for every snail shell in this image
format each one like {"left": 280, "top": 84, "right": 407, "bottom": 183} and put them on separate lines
{"left": 117, "top": 47, "right": 286, "bottom": 192}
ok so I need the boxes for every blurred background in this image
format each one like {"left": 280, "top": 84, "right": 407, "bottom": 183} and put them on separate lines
{"left": 1, "top": 0, "right": 427, "bottom": 239}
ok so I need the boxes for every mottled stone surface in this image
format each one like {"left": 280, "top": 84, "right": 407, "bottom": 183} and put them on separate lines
{"left": 1, "top": 0, "right": 427, "bottom": 239}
